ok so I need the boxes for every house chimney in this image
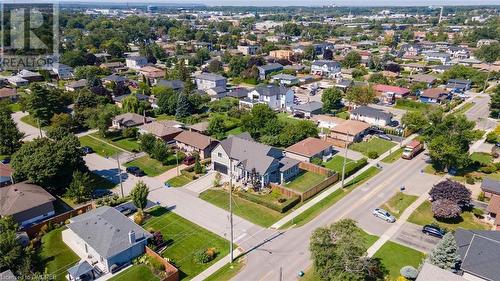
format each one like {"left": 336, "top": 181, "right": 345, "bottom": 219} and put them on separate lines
{"left": 128, "top": 230, "right": 136, "bottom": 244}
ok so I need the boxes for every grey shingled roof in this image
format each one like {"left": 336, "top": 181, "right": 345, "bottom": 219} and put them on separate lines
{"left": 416, "top": 263, "right": 467, "bottom": 281}
{"left": 0, "top": 270, "right": 17, "bottom": 280}
{"left": 351, "top": 106, "right": 392, "bottom": 121}
{"left": 194, "top": 72, "right": 226, "bottom": 82}
{"left": 68, "top": 206, "right": 152, "bottom": 259}
{"left": 0, "top": 181, "right": 55, "bottom": 216}
{"left": 156, "top": 79, "right": 185, "bottom": 90}
{"left": 455, "top": 229, "right": 500, "bottom": 280}
{"left": 312, "top": 60, "right": 340, "bottom": 68}
{"left": 293, "top": 101, "right": 323, "bottom": 113}
{"left": 253, "top": 85, "right": 290, "bottom": 97}
{"left": 258, "top": 63, "right": 283, "bottom": 71}
{"left": 481, "top": 178, "right": 500, "bottom": 195}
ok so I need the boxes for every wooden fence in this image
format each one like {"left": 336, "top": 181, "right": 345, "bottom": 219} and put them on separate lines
{"left": 272, "top": 172, "right": 339, "bottom": 202}
{"left": 24, "top": 203, "right": 95, "bottom": 238}
{"left": 270, "top": 183, "right": 302, "bottom": 199}
{"left": 299, "top": 162, "right": 333, "bottom": 177}
{"left": 145, "top": 246, "right": 179, "bottom": 281}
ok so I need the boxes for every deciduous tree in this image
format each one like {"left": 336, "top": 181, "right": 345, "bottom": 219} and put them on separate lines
{"left": 0, "top": 105, "right": 23, "bottom": 155}
{"left": 321, "top": 88, "right": 343, "bottom": 112}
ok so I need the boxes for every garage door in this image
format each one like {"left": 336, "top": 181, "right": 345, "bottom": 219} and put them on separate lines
{"left": 213, "top": 162, "right": 228, "bottom": 174}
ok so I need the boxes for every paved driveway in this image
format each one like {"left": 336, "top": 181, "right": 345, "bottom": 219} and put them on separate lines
{"left": 12, "top": 111, "right": 45, "bottom": 141}
{"left": 392, "top": 222, "right": 441, "bottom": 253}
{"left": 183, "top": 172, "right": 216, "bottom": 194}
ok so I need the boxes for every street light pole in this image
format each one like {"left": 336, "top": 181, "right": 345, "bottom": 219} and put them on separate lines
{"left": 116, "top": 152, "right": 124, "bottom": 198}
{"left": 176, "top": 150, "right": 179, "bottom": 176}
{"left": 341, "top": 131, "right": 350, "bottom": 188}
{"left": 229, "top": 159, "right": 234, "bottom": 263}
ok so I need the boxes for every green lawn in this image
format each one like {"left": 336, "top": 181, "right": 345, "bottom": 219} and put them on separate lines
{"left": 204, "top": 258, "right": 245, "bottom": 281}
{"left": 454, "top": 102, "right": 475, "bottom": 115}
{"left": 277, "top": 112, "right": 302, "bottom": 125}
{"left": 125, "top": 156, "right": 176, "bottom": 177}
{"left": 40, "top": 227, "right": 80, "bottom": 281}
{"left": 408, "top": 201, "right": 490, "bottom": 231}
{"left": 323, "top": 156, "right": 367, "bottom": 176}
{"left": 109, "top": 264, "right": 160, "bottom": 281}
{"left": 285, "top": 171, "right": 326, "bottom": 193}
{"left": 373, "top": 241, "right": 425, "bottom": 280}
{"left": 20, "top": 114, "right": 43, "bottom": 127}
{"left": 226, "top": 126, "right": 243, "bottom": 135}
{"left": 8, "top": 103, "right": 21, "bottom": 112}
{"left": 281, "top": 167, "right": 381, "bottom": 228}
{"left": 335, "top": 111, "right": 350, "bottom": 120}
{"left": 155, "top": 114, "right": 176, "bottom": 121}
{"left": 381, "top": 148, "right": 404, "bottom": 164}
{"left": 380, "top": 192, "right": 418, "bottom": 218}
{"left": 395, "top": 99, "right": 434, "bottom": 112}
{"left": 91, "top": 133, "right": 141, "bottom": 152}
{"left": 79, "top": 135, "right": 122, "bottom": 157}
{"left": 470, "top": 152, "right": 493, "bottom": 166}
{"left": 166, "top": 175, "right": 193, "bottom": 187}
{"left": 200, "top": 189, "right": 286, "bottom": 227}
{"left": 349, "top": 138, "right": 396, "bottom": 157}
{"left": 144, "top": 207, "right": 230, "bottom": 280}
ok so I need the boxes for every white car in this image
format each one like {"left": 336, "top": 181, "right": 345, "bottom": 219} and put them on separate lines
{"left": 372, "top": 208, "right": 396, "bottom": 223}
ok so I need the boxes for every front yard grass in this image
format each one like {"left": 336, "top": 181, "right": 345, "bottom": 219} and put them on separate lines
{"left": 109, "top": 264, "right": 160, "bottom": 281}
{"left": 200, "top": 189, "right": 287, "bottom": 227}
{"left": 349, "top": 137, "right": 396, "bottom": 157}
{"left": 40, "top": 227, "right": 80, "bottom": 281}
{"left": 373, "top": 241, "right": 425, "bottom": 280}
{"left": 453, "top": 102, "right": 475, "bottom": 115}
{"left": 91, "top": 132, "right": 141, "bottom": 152}
{"left": 381, "top": 148, "right": 404, "bottom": 164}
{"left": 166, "top": 175, "right": 193, "bottom": 187}
{"left": 125, "top": 155, "right": 176, "bottom": 177}
{"left": 144, "top": 207, "right": 230, "bottom": 280}
{"left": 79, "top": 135, "right": 121, "bottom": 157}
{"left": 380, "top": 192, "right": 418, "bottom": 218}
{"left": 323, "top": 156, "right": 367, "bottom": 176}
{"left": 204, "top": 257, "right": 246, "bottom": 281}
{"left": 395, "top": 99, "right": 434, "bottom": 112}
{"left": 285, "top": 171, "right": 326, "bottom": 193}
{"left": 408, "top": 200, "right": 490, "bottom": 231}
{"left": 20, "top": 114, "right": 48, "bottom": 128}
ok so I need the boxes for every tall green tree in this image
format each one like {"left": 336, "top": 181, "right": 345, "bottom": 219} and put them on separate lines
{"left": 65, "top": 171, "right": 92, "bottom": 203}
{"left": 427, "top": 232, "right": 460, "bottom": 271}
{"left": 0, "top": 105, "right": 24, "bottom": 155}
{"left": 131, "top": 181, "right": 149, "bottom": 210}
{"left": 321, "top": 88, "right": 343, "bottom": 112}
{"left": 401, "top": 111, "right": 428, "bottom": 132}
{"left": 175, "top": 93, "right": 192, "bottom": 120}
{"left": 342, "top": 51, "right": 361, "bottom": 68}
{"left": 208, "top": 115, "right": 226, "bottom": 140}
{"left": 155, "top": 87, "right": 179, "bottom": 115}
{"left": 22, "top": 84, "right": 64, "bottom": 125}
{"left": 345, "top": 85, "right": 376, "bottom": 106}
{"left": 490, "top": 85, "right": 500, "bottom": 118}
{"left": 0, "top": 216, "right": 22, "bottom": 271}
{"left": 122, "top": 93, "right": 140, "bottom": 113}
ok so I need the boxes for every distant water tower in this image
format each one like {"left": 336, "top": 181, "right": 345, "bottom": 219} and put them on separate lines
{"left": 147, "top": 5, "right": 158, "bottom": 13}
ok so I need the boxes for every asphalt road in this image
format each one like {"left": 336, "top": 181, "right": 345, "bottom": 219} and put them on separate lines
{"left": 466, "top": 93, "right": 496, "bottom": 131}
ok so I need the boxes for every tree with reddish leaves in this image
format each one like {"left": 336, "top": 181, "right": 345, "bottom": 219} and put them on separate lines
{"left": 429, "top": 180, "right": 471, "bottom": 206}
{"left": 432, "top": 199, "right": 462, "bottom": 219}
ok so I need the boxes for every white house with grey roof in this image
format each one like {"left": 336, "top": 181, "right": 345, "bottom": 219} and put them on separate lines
{"left": 350, "top": 106, "right": 393, "bottom": 127}
{"left": 257, "top": 63, "right": 283, "bottom": 80}
{"left": 62, "top": 206, "right": 152, "bottom": 273}
{"left": 194, "top": 73, "right": 227, "bottom": 91}
{"left": 311, "top": 60, "right": 341, "bottom": 78}
{"left": 239, "top": 85, "right": 294, "bottom": 111}
{"left": 211, "top": 133, "right": 300, "bottom": 189}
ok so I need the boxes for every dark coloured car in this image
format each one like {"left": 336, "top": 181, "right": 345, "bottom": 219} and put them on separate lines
{"left": 422, "top": 225, "right": 445, "bottom": 238}
{"left": 126, "top": 166, "right": 146, "bottom": 177}
{"left": 0, "top": 157, "right": 11, "bottom": 164}
{"left": 81, "top": 146, "right": 94, "bottom": 155}
{"left": 182, "top": 156, "right": 196, "bottom": 165}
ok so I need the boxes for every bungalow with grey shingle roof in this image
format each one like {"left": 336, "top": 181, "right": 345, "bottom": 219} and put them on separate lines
{"left": 257, "top": 63, "right": 283, "bottom": 80}
{"left": 292, "top": 101, "right": 323, "bottom": 117}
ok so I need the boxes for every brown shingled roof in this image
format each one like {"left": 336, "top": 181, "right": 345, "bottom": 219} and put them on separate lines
{"left": 174, "top": 131, "right": 215, "bottom": 150}
{"left": 0, "top": 181, "right": 55, "bottom": 216}
{"left": 331, "top": 120, "right": 370, "bottom": 135}
{"left": 285, "top": 137, "right": 332, "bottom": 157}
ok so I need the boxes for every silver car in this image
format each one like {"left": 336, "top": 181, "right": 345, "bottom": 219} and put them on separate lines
{"left": 372, "top": 208, "right": 396, "bottom": 223}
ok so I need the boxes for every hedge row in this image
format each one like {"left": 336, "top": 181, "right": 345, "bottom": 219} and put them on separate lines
{"left": 236, "top": 192, "right": 300, "bottom": 213}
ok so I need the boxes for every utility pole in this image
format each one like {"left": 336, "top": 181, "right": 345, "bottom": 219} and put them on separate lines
{"left": 116, "top": 153, "right": 124, "bottom": 198}
{"left": 176, "top": 150, "right": 179, "bottom": 176}
{"left": 279, "top": 266, "right": 283, "bottom": 281}
{"left": 341, "top": 131, "right": 350, "bottom": 188}
{"left": 229, "top": 160, "right": 234, "bottom": 263}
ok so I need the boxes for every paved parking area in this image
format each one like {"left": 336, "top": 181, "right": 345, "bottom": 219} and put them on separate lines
{"left": 392, "top": 222, "right": 441, "bottom": 253}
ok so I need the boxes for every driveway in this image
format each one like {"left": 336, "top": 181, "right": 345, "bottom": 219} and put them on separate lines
{"left": 392, "top": 222, "right": 441, "bottom": 253}
{"left": 11, "top": 111, "right": 45, "bottom": 141}
{"left": 183, "top": 172, "right": 216, "bottom": 194}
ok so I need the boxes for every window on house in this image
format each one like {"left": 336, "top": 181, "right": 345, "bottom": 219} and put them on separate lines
{"left": 218, "top": 152, "right": 222, "bottom": 158}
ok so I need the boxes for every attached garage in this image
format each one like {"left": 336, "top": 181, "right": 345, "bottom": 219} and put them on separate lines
{"left": 213, "top": 162, "right": 228, "bottom": 174}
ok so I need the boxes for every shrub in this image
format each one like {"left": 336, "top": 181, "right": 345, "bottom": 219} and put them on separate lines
{"left": 310, "top": 157, "right": 323, "bottom": 166}
{"left": 472, "top": 208, "right": 484, "bottom": 218}
{"left": 134, "top": 211, "right": 145, "bottom": 225}
{"left": 486, "top": 132, "right": 497, "bottom": 143}
{"left": 478, "top": 191, "right": 485, "bottom": 202}
{"left": 465, "top": 175, "right": 475, "bottom": 185}
{"left": 479, "top": 165, "right": 496, "bottom": 174}
{"left": 400, "top": 266, "right": 418, "bottom": 280}
{"left": 432, "top": 199, "right": 462, "bottom": 219}
{"left": 122, "top": 127, "right": 138, "bottom": 138}
{"left": 368, "top": 151, "right": 379, "bottom": 159}
{"left": 194, "top": 248, "right": 217, "bottom": 264}
{"left": 147, "top": 256, "right": 165, "bottom": 274}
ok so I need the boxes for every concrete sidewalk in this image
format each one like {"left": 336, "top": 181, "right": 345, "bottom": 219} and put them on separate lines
{"left": 270, "top": 134, "right": 418, "bottom": 229}
{"left": 190, "top": 249, "right": 244, "bottom": 281}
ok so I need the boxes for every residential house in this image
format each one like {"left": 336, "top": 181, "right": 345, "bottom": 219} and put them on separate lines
{"left": 285, "top": 137, "right": 333, "bottom": 162}
{"left": 408, "top": 74, "right": 437, "bottom": 87}
{"left": 111, "top": 113, "right": 152, "bottom": 129}
{"left": 139, "top": 120, "right": 183, "bottom": 142}
{"left": 7, "top": 76, "right": 28, "bottom": 87}
{"left": 206, "top": 86, "right": 227, "bottom": 100}
{"left": 257, "top": 63, "right": 283, "bottom": 80}
{"left": 174, "top": 131, "right": 218, "bottom": 159}
{"left": 188, "top": 121, "right": 209, "bottom": 135}
{"left": 402, "top": 63, "right": 428, "bottom": 73}
{"left": 269, "top": 50, "right": 294, "bottom": 60}
{"left": 335, "top": 79, "right": 353, "bottom": 91}
{"left": 0, "top": 164, "right": 13, "bottom": 187}
{"left": 226, "top": 88, "right": 250, "bottom": 99}
{"left": 239, "top": 85, "right": 294, "bottom": 111}
{"left": 51, "top": 63, "right": 74, "bottom": 80}
{"left": 65, "top": 79, "right": 87, "bottom": 92}
{"left": 292, "top": 101, "right": 323, "bottom": 118}
{"left": 329, "top": 120, "right": 370, "bottom": 143}
{"left": 16, "top": 69, "right": 43, "bottom": 82}
{"left": 100, "top": 62, "right": 126, "bottom": 73}
{"left": 237, "top": 45, "right": 260, "bottom": 55}
{"left": 194, "top": 73, "right": 227, "bottom": 91}
{"left": 310, "top": 60, "right": 341, "bottom": 78}
{"left": 416, "top": 263, "right": 467, "bottom": 281}
{"left": 445, "top": 79, "right": 471, "bottom": 93}
{"left": 102, "top": 74, "right": 128, "bottom": 85}
{"left": 446, "top": 46, "right": 469, "bottom": 59}
{"left": 113, "top": 93, "right": 150, "bottom": 108}
{"left": 350, "top": 106, "right": 393, "bottom": 127}
{"left": 419, "top": 88, "right": 450, "bottom": 104}
{"left": 0, "top": 181, "right": 56, "bottom": 227}
{"left": 312, "top": 115, "right": 346, "bottom": 130}
{"left": 477, "top": 39, "right": 498, "bottom": 47}
{"left": 454, "top": 229, "right": 500, "bottom": 281}
{"left": 374, "top": 84, "right": 410, "bottom": 104}
{"left": 125, "top": 56, "right": 147, "bottom": 70}
{"left": 62, "top": 206, "right": 152, "bottom": 273}
{"left": 480, "top": 178, "right": 500, "bottom": 229}
{"left": 210, "top": 133, "right": 301, "bottom": 188}
{"left": 139, "top": 66, "right": 165, "bottom": 83}
{"left": 0, "top": 87, "right": 19, "bottom": 102}
{"left": 271, "top": 73, "right": 299, "bottom": 86}
{"left": 425, "top": 52, "right": 451, "bottom": 65}
{"left": 156, "top": 79, "right": 185, "bottom": 92}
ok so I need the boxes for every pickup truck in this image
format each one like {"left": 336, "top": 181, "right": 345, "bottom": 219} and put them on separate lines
{"left": 402, "top": 140, "right": 424, "bottom": 160}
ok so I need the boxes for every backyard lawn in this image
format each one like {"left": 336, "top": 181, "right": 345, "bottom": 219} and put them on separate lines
{"left": 200, "top": 189, "right": 286, "bottom": 227}
{"left": 373, "top": 241, "right": 425, "bottom": 280}
{"left": 125, "top": 155, "right": 176, "bottom": 177}
{"left": 394, "top": 99, "right": 434, "bottom": 112}
{"left": 40, "top": 227, "right": 80, "bottom": 281}
{"left": 408, "top": 201, "right": 490, "bottom": 231}
{"left": 109, "top": 264, "right": 159, "bottom": 281}
{"left": 144, "top": 207, "right": 230, "bottom": 280}
{"left": 285, "top": 171, "right": 326, "bottom": 193}
{"left": 323, "top": 156, "right": 367, "bottom": 176}
{"left": 380, "top": 192, "right": 418, "bottom": 218}
{"left": 166, "top": 175, "right": 192, "bottom": 187}
{"left": 79, "top": 135, "right": 121, "bottom": 157}
{"left": 226, "top": 126, "right": 243, "bottom": 135}
{"left": 381, "top": 148, "right": 404, "bottom": 164}
{"left": 349, "top": 137, "right": 396, "bottom": 157}
{"left": 470, "top": 152, "right": 493, "bottom": 166}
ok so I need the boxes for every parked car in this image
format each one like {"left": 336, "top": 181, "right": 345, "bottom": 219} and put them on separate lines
{"left": 81, "top": 146, "right": 94, "bottom": 155}
{"left": 422, "top": 225, "right": 445, "bottom": 238}
{"left": 372, "top": 208, "right": 396, "bottom": 223}
{"left": 182, "top": 156, "right": 196, "bottom": 165}
{"left": 378, "top": 134, "right": 392, "bottom": 141}
{"left": 1, "top": 157, "right": 11, "bottom": 164}
{"left": 126, "top": 166, "right": 146, "bottom": 177}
